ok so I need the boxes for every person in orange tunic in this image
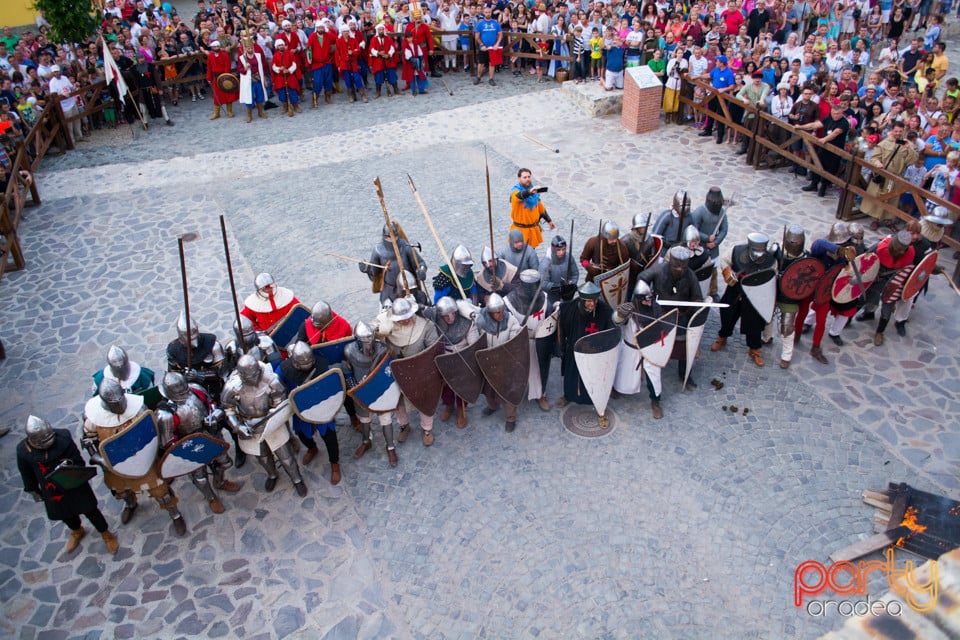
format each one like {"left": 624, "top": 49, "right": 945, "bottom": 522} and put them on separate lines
{"left": 509, "top": 167, "right": 555, "bottom": 249}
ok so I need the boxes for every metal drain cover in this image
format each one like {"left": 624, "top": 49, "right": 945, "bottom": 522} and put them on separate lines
{"left": 561, "top": 405, "right": 618, "bottom": 438}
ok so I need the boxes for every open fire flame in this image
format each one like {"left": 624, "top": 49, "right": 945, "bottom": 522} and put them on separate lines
{"left": 894, "top": 506, "right": 928, "bottom": 547}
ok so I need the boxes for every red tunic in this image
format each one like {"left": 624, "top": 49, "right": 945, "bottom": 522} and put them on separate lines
{"left": 271, "top": 49, "right": 301, "bottom": 90}
{"left": 404, "top": 21, "right": 433, "bottom": 54}
{"left": 401, "top": 39, "right": 427, "bottom": 84}
{"left": 241, "top": 289, "right": 300, "bottom": 331}
{"left": 206, "top": 50, "right": 237, "bottom": 105}
{"left": 307, "top": 30, "right": 336, "bottom": 69}
{"left": 876, "top": 236, "right": 916, "bottom": 270}
{"left": 302, "top": 312, "right": 352, "bottom": 344}
{"left": 335, "top": 32, "right": 363, "bottom": 73}
{"left": 368, "top": 35, "right": 396, "bottom": 72}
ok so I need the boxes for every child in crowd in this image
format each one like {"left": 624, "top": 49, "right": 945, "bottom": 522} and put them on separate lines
{"left": 900, "top": 147, "right": 927, "bottom": 218}
{"left": 572, "top": 25, "right": 587, "bottom": 84}
{"left": 590, "top": 27, "right": 603, "bottom": 80}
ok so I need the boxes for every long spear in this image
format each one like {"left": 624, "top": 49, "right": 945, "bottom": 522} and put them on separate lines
{"left": 219, "top": 214, "right": 246, "bottom": 354}
{"left": 373, "top": 177, "right": 411, "bottom": 298}
{"left": 407, "top": 174, "right": 468, "bottom": 301}
{"left": 177, "top": 236, "right": 193, "bottom": 370}
{"left": 484, "top": 145, "right": 499, "bottom": 290}
{"left": 326, "top": 252, "right": 386, "bottom": 269}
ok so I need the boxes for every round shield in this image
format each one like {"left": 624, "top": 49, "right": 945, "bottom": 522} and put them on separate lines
{"left": 901, "top": 251, "right": 939, "bottom": 301}
{"left": 881, "top": 265, "right": 915, "bottom": 303}
{"left": 778, "top": 257, "right": 825, "bottom": 301}
{"left": 813, "top": 264, "right": 845, "bottom": 307}
{"left": 831, "top": 252, "right": 880, "bottom": 305}
{"left": 216, "top": 72, "right": 240, "bottom": 94}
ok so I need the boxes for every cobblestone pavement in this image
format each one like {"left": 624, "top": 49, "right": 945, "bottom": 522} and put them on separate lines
{"left": 0, "top": 65, "right": 957, "bottom": 640}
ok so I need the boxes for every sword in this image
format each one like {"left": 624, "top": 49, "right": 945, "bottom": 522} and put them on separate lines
{"left": 710, "top": 211, "right": 726, "bottom": 239}
{"left": 373, "top": 176, "right": 412, "bottom": 298}
{"left": 847, "top": 255, "right": 868, "bottom": 304}
{"left": 240, "top": 399, "right": 290, "bottom": 433}
{"left": 654, "top": 297, "right": 729, "bottom": 308}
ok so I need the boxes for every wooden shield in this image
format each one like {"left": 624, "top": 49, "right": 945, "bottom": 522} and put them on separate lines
{"left": 832, "top": 252, "right": 880, "bottom": 305}
{"left": 311, "top": 336, "right": 354, "bottom": 365}
{"left": 45, "top": 463, "right": 97, "bottom": 491}
{"left": 348, "top": 356, "right": 401, "bottom": 414}
{"left": 741, "top": 269, "right": 777, "bottom": 323}
{"left": 390, "top": 340, "right": 445, "bottom": 416}
{"left": 159, "top": 432, "right": 230, "bottom": 479}
{"left": 216, "top": 72, "right": 240, "bottom": 94}
{"left": 682, "top": 306, "right": 709, "bottom": 391}
{"left": 475, "top": 330, "right": 530, "bottom": 407}
{"left": 99, "top": 411, "right": 160, "bottom": 479}
{"left": 595, "top": 261, "right": 631, "bottom": 307}
{"left": 635, "top": 308, "right": 679, "bottom": 368}
{"left": 289, "top": 369, "right": 346, "bottom": 424}
{"left": 881, "top": 265, "right": 916, "bottom": 303}
{"left": 435, "top": 335, "right": 487, "bottom": 404}
{"left": 901, "top": 251, "right": 938, "bottom": 301}
{"left": 813, "top": 263, "right": 845, "bottom": 307}
{"left": 779, "top": 257, "right": 825, "bottom": 301}
{"left": 572, "top": 327, "right": 621, "bottom": 417}
{"left": 268, "top": 304, "right": 311, "bottom": 349}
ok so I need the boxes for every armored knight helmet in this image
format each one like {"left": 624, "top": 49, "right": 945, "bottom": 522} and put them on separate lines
{"left": 25, "top": 415, "right": 55, "bottom": 450}
{"left": 451, "top": 244, "right": 474, "bottom": 278}
{"left": 746, "top": 232, "right": 769, "bottom": 262}
{"left": 889, "top": 230, "right": 912, "bottom": 258}
{"left": 601, "top": 221, "right": 620, "bottom": 241}
{"left": 98, "top": 379, "right": 128, "bottom": 415}
{"left": 390, "top": 297, "right": 418, "bottom": 322}
{"left": 160, "top": 371, "right": 190, "bottom": 403}
{"left": 633, "top": 279, "right": 652, "bottom": 301}
{"left": 827, "top": 222, "right": 851, "bottom": 245}
{"left": 311, "top": 301, "right": 332, "bottom": 329}
{"left": 401, "top": 270, "right": 419, "bottom": 290}
{"left": 550, "top": 235, "right": 567, "bottom": 262}
{"left": 486, "top": 293, "right": 506, "bottom": 314}
{"left": 704, "top": 186, "right": 724, "bottom": 215}
{"left": 672, "top": 190, "right": 690, "bottom": 217}
{"left": 578, "top": 281, "right": 601, "bottom": 301}
{"left": 255, "top": 272, "right": 277, "bottom": 299}
{"left": 631, "top": 212, "right": 650, "bottom": 230}
{"left": 289, "top": 341, "right": 315, "bottom": 372}
{"left": 783, "top": 224, "right": 806, "bottom": 258}
{"left": 107, "top": 345, "right": 131, "bottom": 381}
{"left": 235, "top": 316, "right": 257, "bottom": 348}
{"left": 436, "top": 296, "right": 458, "bottom": 318}
{"left": 480, "top": 246, "right": 495, "bottom": 268}
{"left": 382, "top": 222, "right": 399, "bottom": 242}
{"left": 519, "top": 268, "right": 540, "bottom": 293}
{"left": 508, "top": 228, "right": 525, "bottom": 249}
{"left": 667, "top": 245, "right": 692, "bottom": 271}
{"left": 354, "top": 321, "right": 375, "bottom": 352}
{"left": 176, "top": 311, "right": 200, "bottom": 348}
{"left": 848, "top": 222, "right": 865, "bottom": 245}
{"left": 235, "top": 354, "right": 262, "bottom": 385}
{"left": 683, "top": 224, "right": 700, "bottom": 246}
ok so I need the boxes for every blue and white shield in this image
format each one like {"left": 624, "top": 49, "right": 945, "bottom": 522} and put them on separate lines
{"left": 289, "top": 369, "right": 346, "bottom": 424}
{"left": 348, "top": 356, "right": 401, "bottom": 414}
{"left": 268, "top": 304, "right": 311, "bottom": 349}
{"left": 99, "top": 411, "right": 160, "bottom": 479}
{"left": 312, "top": 336, "right": 355, "bottom": 365}
{"left": 159, "top": 433, "right": 230, "bottom": 479}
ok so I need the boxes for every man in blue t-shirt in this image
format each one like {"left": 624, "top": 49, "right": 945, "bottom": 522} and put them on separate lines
{"left": 474, "top": 5, "right": 503, "bottom": 86}
{"left": 699, "top": 55, "right": 736, "bottom": 143}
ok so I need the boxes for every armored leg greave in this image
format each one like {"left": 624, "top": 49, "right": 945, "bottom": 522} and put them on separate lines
{"left": 274, "top": 441, "right": 303, "bottom": 485}
{"left": 190, "top": 468, "right": 218, "bottom": 502}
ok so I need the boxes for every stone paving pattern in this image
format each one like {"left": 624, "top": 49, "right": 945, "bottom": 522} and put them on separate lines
{"left": 0, "top": 64, "right": 957, "bottom": 640}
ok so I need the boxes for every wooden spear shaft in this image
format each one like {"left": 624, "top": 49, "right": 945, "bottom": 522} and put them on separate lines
{"left": 407, "top": 174, "right": 468, "bottom": 301}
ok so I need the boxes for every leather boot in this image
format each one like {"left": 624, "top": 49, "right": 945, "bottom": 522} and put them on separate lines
{"left": 651, "top": 400, "right": 663, "bottom": 420}
{"left": 171, "top": 515, "right": 187, "bottom": 537}
{"left": 422, "top": 429, "right": 433, "bottom": 446}
{"left": 748, "top": 348, "right": 765, "bottom": 367}
{"left": 209, "top": 498, "right": 225, "bottom": 514}
{"left": 210, "top": 104, "right": 221, "bottom": 120}
{"left": 710, "top": 336, "right": 727, "bottom": 351}
{"left": 349, "top": 89, "right": 357, "bottom": 103}
{"left": 456, "top": 404, "right": 468, "bottom": 428}
{"left": 387, "top": 447, "right": 398, "bottom": 467}
{"left": 302, "top": 447, "right": 318, "bottom": 465}
{"left": 354, "top": 439, "right": 372, "bottom": 459}
{"left": 440, "top": 404, "right": 454, "bottom": 421}
{"left": 218, "top": 479, "right": 242, "bottom": 492}
{"left": 65, "top": 527, "right": 86, "bottom": 553}
{"left": 225, "top": 103, "right": 234, "bottom": 118}
{"left": 376, "top": 85, "right": 382, "bottom": 98}
{"left": 810, "top": 345, "right": 828, "bottom": 364}
{"left": 120, "top": 495, "right": 138, "bottom": 524}
{"left": 505, "top": 420, "right": 516, "bottom": 433}
{"left": 101, "top": 531, "right": 119, "bottom": 555}
{"left": 391, "top": 82, "right": 399, "bottom": 97}
{"left": 350, "top": 415, "right": 362, "bottom": 432}
{"left": 330, "top": 463, "right": 341, "bottom": 485}
{"left": 312, "top": 94, "right": 319, "bottom": 109}
{"left": 293, "top": 101, "right": 301, "bottom": 113}
{"left": 287, "top": 103, "right": 295, "bottom": 117}
{"left": 397, "top": 424, "right": 410, "bottom": 443}
{"left": 324, "top": 91, "right": 332, "bottom": 104}
{"left": 257, "top": 104, "right": 267, "bottom": 119}
{"left": 246, "top": 107, "right": 253, "bottom": 123}
{"left": 359, "top": 89, "right": 368, "bottom": 103}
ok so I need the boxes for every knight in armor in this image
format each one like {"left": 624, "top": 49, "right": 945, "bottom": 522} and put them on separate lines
{"left": 890, "top": 213, "right": 950, "bottom": 334}
{"left": 637, "top": 245, "right": 704, "bottom": 388}
{"left": 761, "top": 224, "right": 812, "bottom": 369}
{"left": 17, "top": 416, "right": 119, "bottom": 555}
{"left": 475, "top": 293, "right": 524, "bottom": 432}
{"left": 613, "top": 280, "right": 667, "bottom": 419}
{"left": 241, "top": 272, "right": 302, "bottom": 332}
{"left": 221, "top": 354, "right": 308, "bottom": 496}
{"left": 710, "top": 233, "right": 778, "bottom": 367}
{"left": 509, "top": 168, "right": 555, "bottom": 249}
{"left": 802, "top": 222, "right": 860, "bottom": 364}
{"left": 374, "top": 298, "right": 442, "bottom": 446}
{"left": 579, "top": 221, "right": 630, "bottom": 283}
{"left": 652, "top": 191, "right": 692, "bottom": 253}
{"left": 477, "top": 245, "right": 519, "bottom": 301}
{"left": 155, "top": 372, "right": 242, "bottom": 513}
{"left": 499, "top": 229, "right": 540, "bottom": 272}
{"left": 433, "top": 244, "right": 479, "bottom": 303}
{"left": 855, "top": 230, "right": 916, "bottom": 346}
{"left": 539, "top": 235, "right": 580, "bottom": 307}
{"left": 343, "top": 322, "right": 398, "bottom": 466}
{"left": 556, "top": 282, "right": 615, "bottom": 407}
{"left": 690, "top": 187, "right": 729, "bottom": 299}
{"left": 624, "top": 213, "right": 660, "bottom": 273}
{"left": 360, "top": 222, "right": 428, "bottom": 305}
{"left": 505, "top": 269, "right": 553, "bottom": 412}
{"left": 684, "top": 225, "right": 715, "bottom": 300}
{"left": 423, "top": 296, "right": 480, "bottom": 428}
{"left": 167, "top": 312, "right": 228, "bottom": 397}
{"left": 848, "top": 222, "right": 867, "bottom": 254}
{"left": 275, "top": 342, "right": 342, "bottom": 485}
{"left": 91, "top": 345, "right": 155, "bottom": 396}
{"left": 225, "top": 315, "right": 281, "bottom": 369}
{"left": 83, "top": 379, "right": 187, "bottom": 536}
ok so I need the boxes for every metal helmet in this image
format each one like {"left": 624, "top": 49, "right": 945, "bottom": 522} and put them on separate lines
{"left": 672, "top": 190, "right": 690, "bottom": 217}
{"left": 436, "top": 296, "right": 457, "bottom": 317}
{"left": 311, "top": 301, "right": 332, "bottom": 329}
{"left": 827, "top": 222, "right": 851, "bottom": 245}
{"left": 255, "top": 272, "right": 277, "bottom": 299}
{"left": 551, "top": 235, "right": 567, "bottom": 249}
{"left": 236, "top": 354, "right": 262, "bottom": 385}
{"left": 890, "top": 230, "right": 912, "bottom": 258}
{"left": 382, "top": 222, "right": 399, "bottom": 242}
{"left": 705, "top": 186, "right": 724, "bottom": 215}
{"left": 402, "top": 270, "right": 419, "bottom": 290}
{"left": 451, "top": 244, "right": 474, "bottom": 277}
{"left": 783, "top": 224, "right": 806, "bottom": 258}
{"left": 107, "top": 345, "right": 130, "bottom": 381}
{"left": 519, "top": 268, "right": 540, "bottom": 285}
{"left": 927, "top": 207, "right": 953, "bottom": 226}
{"left": 25, "top": 415, "right": 55, "bottom": 450}
{"left": 601, "top": 221, "right": 620, "bottom": 241}
{"left": 633, "top": 279, "right": 652, "bottom": 301}
{"left": 480, "top": 246, "right": 494, "bottom": 267}
{"left": 160, "top": 371, "right": 190, "bottom": 403}
{"left": 667, "top": 245, "right": 691, "bottom": 271}
{"left": 683, "top": 224, "right": 700, "bottom": 245}
{"left": 176, "top": 311, "right": 200, "bottom": 348}
{"left": 578, "top": 281, "right": 601, "bottom": 300}
{"left": 508, "top": 228, "right": 524, "bottom": 247}
{"left": 390, "top": 297, "right": 418, "bottom": 321}
{"left": 354, "top": 321, "right": 375, "bottom": 346}
{"left": 235, "top": 316, "right": 257, "bottom": 348}
{"left": 289, "top": 341, "right": 315, "bottom": 371}
{"left": 848, "top": 222, "right": 865, "bottom": 244}
{"left": 746, "top": 232, "right": 769, "bottom": 262}
{"left": 486, "top": 293, "right": 506, "bottom": 313}
{"left": 631, "top": 212, "right": 650, "bottom": 230}
{"left": 98, "top": 379, "right": 127, "bottom": 415}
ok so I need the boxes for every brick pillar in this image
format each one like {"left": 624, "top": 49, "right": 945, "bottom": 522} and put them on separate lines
{"left": 621, "top": 66, "right": 663, "bottom": 134}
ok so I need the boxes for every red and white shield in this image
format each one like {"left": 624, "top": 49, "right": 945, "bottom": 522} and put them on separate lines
{"left": 635, "top": 309, "right": 679, "bottom": 368}
{"left": 831, "top": 252, "right": 880, "bottom": 305}
{"left": 902, "top": 251, "right": 938, "bottom": 301}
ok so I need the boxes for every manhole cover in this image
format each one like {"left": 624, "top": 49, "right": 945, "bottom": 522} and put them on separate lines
{"left": 561, "top": 405, "right": 618, "bottom": 438}
{"left": 180, "top": 231, "right": 201, "bottom": 242}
